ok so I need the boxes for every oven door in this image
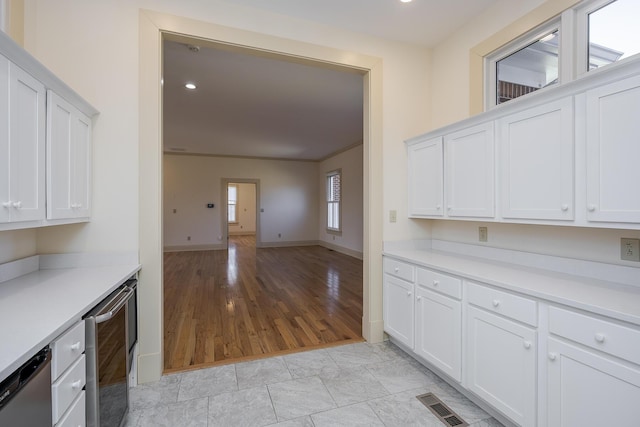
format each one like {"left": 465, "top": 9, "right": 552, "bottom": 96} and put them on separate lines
{"left": 85, "top": 284, "right": 134, "bottom": 427}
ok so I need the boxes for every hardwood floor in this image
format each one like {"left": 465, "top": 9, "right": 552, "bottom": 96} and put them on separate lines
{"left": 163, "top": 236, "right": 363, "bottom": 372}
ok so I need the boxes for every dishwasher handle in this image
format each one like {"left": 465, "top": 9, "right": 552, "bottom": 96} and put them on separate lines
{"left": 95, "top": 286, "right": 133, "bottom": 324}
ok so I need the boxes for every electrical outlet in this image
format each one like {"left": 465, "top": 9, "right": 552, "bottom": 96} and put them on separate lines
{"left": 187, "top": 236, "right": 191, "bottom": 241}
{"left": 389, "top": 210, "right": 397, "bottom": 223}
{"left": 479, "top": 227, "right": 488, "bottom": 242}
{"left": 278, "top": 233, "right": 282, "bottom": 238}
{"left": 621, "top": 238, "right": 640, "bottom": 262}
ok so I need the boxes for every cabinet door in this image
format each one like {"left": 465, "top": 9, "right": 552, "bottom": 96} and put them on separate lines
{"left": 498, "top": 97, "right": 574, "bottom": 220}
{"left": 8, "top": 63, "right": 46, "bottom": 222}
{"left": 547, "top": 337, "right": 640, "bottom": 427}
{"left": 408, "top": 137, "right": 443, "bottom": 217}
{"left": 586, "top": 75, "right": 640, "bottom": 223}
{"left": 466, "top": 305, "right": 536, "bottom": 427}
{"left": 445, "top": 123, "right": 495, "bottom": 218}
{"left": 47, "top": 91, "right": 92, "bottom": 219}
{"left": 0, "top": 55, "right": 9, "bottom": 223}
{"left": 415, "top": 287, "right": 461, "bottom": 381}
{"left": 383, "top": 276, "right": 414, "bottom": 349}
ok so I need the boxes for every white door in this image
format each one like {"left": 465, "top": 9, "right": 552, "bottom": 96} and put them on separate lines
{"left": 586, "top": 74, "right": 640, "bottom": 223}
{"left": 415, "top": 286, "right": 461, "bottom": 381}
{"left": 8, "top": 63, "right": 46, "bottom": 222}
{"left": 498, "top": 97, "right": 574, "bottom": 220}
{"left": 466, "top": 305, "right": 536, "bottom": 427}
{"left": 408, "top": 137, "right": 443, "bottom": 217}
{"left": 383, "top": 276, "right": 414, "bottom": 349}
{"left": 547, "top": 337, "right": 640, "bottom": 427}
{"left": 445, "top": 122, "right": 495, "bottom": 218}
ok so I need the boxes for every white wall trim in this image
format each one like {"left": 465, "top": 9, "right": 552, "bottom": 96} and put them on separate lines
{"left": 318, "top": 240, "right": 363, "bottom": 260}
{"left": 163, "top": 244, "right": 226, "bottom": 252}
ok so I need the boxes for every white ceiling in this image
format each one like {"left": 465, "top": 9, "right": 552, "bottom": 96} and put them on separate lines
{"left": 163, "top": 0, "right": 499, "bottom": 160}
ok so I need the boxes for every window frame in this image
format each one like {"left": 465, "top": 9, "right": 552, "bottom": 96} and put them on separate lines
{"left": 485, "top": 18, "right": 561, "bottom": 110}
{"left": 227, "top": 183, "right": 239, "bottom": 225}
{"left": 326, "top": 169, "right": 342, "bottom": 235}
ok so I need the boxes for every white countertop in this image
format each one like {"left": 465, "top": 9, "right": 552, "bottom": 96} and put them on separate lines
{"left": 0, "top": 262, "right": 140, "bottom": 383}
{"left": 384, "top": 247, "right": 640, "bottom": 326}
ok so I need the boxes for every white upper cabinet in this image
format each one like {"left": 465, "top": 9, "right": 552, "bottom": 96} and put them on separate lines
{"left": 0, "top": 56, "right": 46, "bottom": 224}
{"left": 0, "top": 56, "right": 9, "bottom": 223}
{"left": 498, "top": 97, "right": 574, "bottom": 221}
{"left": 444, "top": 122, "right": 495, "bottom": 218}
{"left": 407, "top": 137, "right": 443, "bottom": 217}
{"left": 586, "top": 74, "right": 640, "bottom": 223}
{"left": 47, "top": 91, "right": 92, "bottom": 220}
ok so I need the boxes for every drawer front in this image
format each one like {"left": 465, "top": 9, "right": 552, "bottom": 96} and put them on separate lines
{"left": 51, "top": 321, "right": 85, "bottom": 380}
{"left": 52, "top": 355, "right": 86, "bottom": 424}
{"left": 383, "top": 257, "right": 415, "bottom": 283}
{"left": 417, "top": 268, "right": 462, "bottom": 300}
{"left": 56, "top": 391, "right": 85, "bottom": 427}
{"left": 467, "top": 282, "right": 537, "bottom": 326}
{"left": 549, "top": 306, "right": 640, "bottom": 365}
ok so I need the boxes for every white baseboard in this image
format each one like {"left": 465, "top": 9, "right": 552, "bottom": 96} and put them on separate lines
{"left": 318, "top": 241, "right": 363, "bottom": 260}
{"left": 163, "top": 244, "right": 225, "bottom": 252}
{"left": 136, "top": 351, "right": 162, "bottom": 384}
{"left": 257, "top": 240, "right": 319, "bottom": 248}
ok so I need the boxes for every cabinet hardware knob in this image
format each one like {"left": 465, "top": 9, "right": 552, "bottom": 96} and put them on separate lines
{"left": 548, "top": 353, "right": 557, "bottom": 361}
{"left": 595, "top": 333, "right": 605, "bottom": 343}
{"left": 70, "top": 342, "right": 81, "bottom": 351}
{"left": 394, "top": 267, "right": 399, "bottom": 272}
{"left": 561, "top": 204, "right": 569, "bottom": 211}
{"left": 433, "top": 280, "right": 439, "bottom": 286}
{"left": 417, "top": 296, "right": 422, "bottom": 301}
{"left": 436, "top": 205, "right": 441, "bottom": 210}
{"left": 588, "top": 204, "right": 597, "bottom": 212}
{"left": 407, "top": 291, "right": 412, "bottom": 297}
{"left": 71, "top": 380, "right": 82, "bottom": 389}
{"left": 523, "top": 341, "right": 532, "bottom": 349}
{"left": 1, "top": 201, "right": 10, "bottom": 208}
{"left": 12, "top": 201, "right": 21, "bottom": 208}
{"left": 492, "top": 299, "right": 500, "bottom": 307}
{"left": 447, "top": 206, "right": 452, "bottom": 211}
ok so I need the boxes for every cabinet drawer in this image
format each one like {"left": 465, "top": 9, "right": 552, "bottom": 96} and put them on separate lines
{"left": 383, "top": 258, "right": 415, "bottom": 282}
{"left": 52, "top": 355, "right": 86, "bottom": 424}
{"left": 56, "top": 391, "right": 85, "bottom": 427}
{"left": 549, "top": 306, "right": 640, "bottom": 365}
{"left": 417, "top": 268, "right": 461, "bottom": 300}
{"left": 467, "top": 282, "right": 537, "bottom": 326}
{"left": 51, "top": 321, "right": 85, "bottom": 380}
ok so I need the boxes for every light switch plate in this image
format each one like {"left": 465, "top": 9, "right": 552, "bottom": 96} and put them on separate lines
{"left": 621, "top": 238, "right": 640, "bottom": 262}
{"left": 389, "top": 210, "right": 397, "bottom": 223}
{"left": 479, "top": 227, "right": 488, "bottom": 242}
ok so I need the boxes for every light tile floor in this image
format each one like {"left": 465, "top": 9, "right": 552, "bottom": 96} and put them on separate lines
{"left": 126, "top": 341, "right": 505, "bottom": 427}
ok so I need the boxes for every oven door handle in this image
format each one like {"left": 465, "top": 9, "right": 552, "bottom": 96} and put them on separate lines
{"left": 95, "top": 287, "right": 133, "bottom": 324}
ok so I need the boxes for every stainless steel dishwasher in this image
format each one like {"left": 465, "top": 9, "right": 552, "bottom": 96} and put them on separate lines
{"left": 0, "top": 346, "right": 52, "bottom": 426}
{"left": 85, "top": 278, "right": 137, "bottom": 427}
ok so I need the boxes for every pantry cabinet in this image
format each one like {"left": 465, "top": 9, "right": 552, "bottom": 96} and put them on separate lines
{"left": 47, "top": 91, "right": 92, "bottom": 220}
{"left": 498, "top": 97, "right": 574, "bottom": 221}
{"left": 407, "top": 137, "right": 443, "bottom": 217}
{"left": 444, "top": 122, "right": 495, "bottom": 218}
{"left": 0, "top": 55, "right": 46, "bottom": 224}
{"left": 585, "top": 74, "right": 640, "bottom": 224}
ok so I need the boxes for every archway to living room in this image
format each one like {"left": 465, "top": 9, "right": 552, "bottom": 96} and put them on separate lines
{"left": 160, "top": 31, "right": 370, "bottom": 372}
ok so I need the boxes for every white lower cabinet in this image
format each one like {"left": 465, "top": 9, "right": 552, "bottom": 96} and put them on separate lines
{"left": 466, "top": 305, "right": 537, "bottom": 427}
{"left": 546, "top": 337, "right": 640, "bottom": 427}
{"left": 415, "top": 286, "right": 461, "bottom": 381}
{"left": 383, "top": 275, "right": 415, "bottom": 349}
{"left": 51, "top": 321, "right": 86, "bottom": 427}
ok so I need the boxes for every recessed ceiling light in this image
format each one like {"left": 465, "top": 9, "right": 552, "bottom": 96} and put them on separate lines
{"left": 400, "top": 0, "right": 412, "bottom": 3}
{"left": 185, "top": 82, "right": 197, "bottom": 90}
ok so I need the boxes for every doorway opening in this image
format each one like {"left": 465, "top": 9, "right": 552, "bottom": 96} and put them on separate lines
{"left": 224, "top": 179, "right": 259, "bottom": 251}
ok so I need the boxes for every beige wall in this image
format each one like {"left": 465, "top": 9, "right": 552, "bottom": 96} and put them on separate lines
{"left": 21, "top": 0, "right": 431, "bottom": 382}
{"left": 164, "top": 155, "right": 318, "bottom": 248}
{"left": 318, "top": 145, "right": 364, "bottom": 256}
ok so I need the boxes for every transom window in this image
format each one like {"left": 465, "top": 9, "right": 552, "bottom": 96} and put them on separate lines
{"left": 485, "top": 0, "right": 640, "bottom": 109}
{"left": 326, "top": 170, "right": 341, "bottom": 233}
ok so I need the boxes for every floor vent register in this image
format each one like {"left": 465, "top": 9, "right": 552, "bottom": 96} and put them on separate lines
{"left": 416, "top": 393, "right": 469, "bottom": 427}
